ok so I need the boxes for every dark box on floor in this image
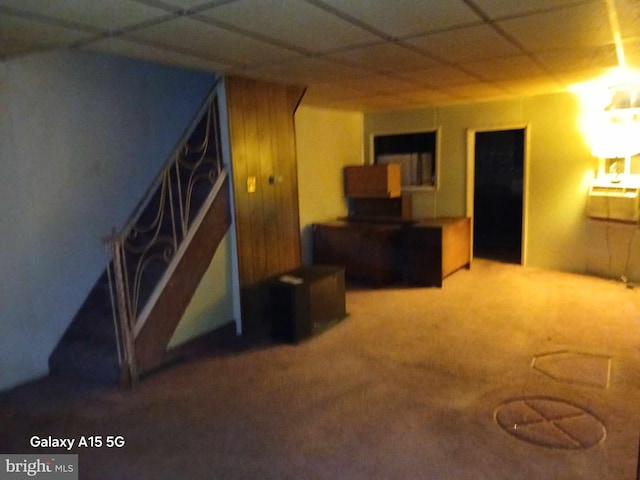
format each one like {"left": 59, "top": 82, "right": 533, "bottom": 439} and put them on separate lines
{"left": 270, "top": 265, "right": 346, "bottom": 343}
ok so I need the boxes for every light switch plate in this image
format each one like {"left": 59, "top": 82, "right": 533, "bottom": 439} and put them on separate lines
{"left": 247, "top": 176, "right": 256, "bottom": 193}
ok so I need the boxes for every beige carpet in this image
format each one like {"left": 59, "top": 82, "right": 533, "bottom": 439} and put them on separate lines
{"left": 1, "top": 259, "right": 640, "bottom": 479}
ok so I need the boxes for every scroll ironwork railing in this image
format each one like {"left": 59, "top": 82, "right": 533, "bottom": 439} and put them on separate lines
{"left": 106, "top": 87, "right": 224, "bottom": 382}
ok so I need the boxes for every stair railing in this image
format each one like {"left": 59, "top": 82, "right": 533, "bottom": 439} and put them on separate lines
{"left": 106, "top": 84, "right": 225, "bottom": 384}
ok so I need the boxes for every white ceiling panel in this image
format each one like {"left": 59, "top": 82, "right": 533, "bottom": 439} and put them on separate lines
{"left": 327, "top": 94, "right": 419, "bottom": 111}
{"left": 441, "top": 81, "right": 509, "bottom": 101}
{"left": 303, "top": 81, "right": 372, "bottom": 101}
{"left": 197, "top": 0, "right": 381, "bottom": 54}
{"left": 495, "top": 76, "right": 565, "bottom": 96}
{"left": 136, "top": 0, "right": 232, "bottom": 12}
{"left": 497, "top": 2, "right": 613, "bottom": 53}
{"left": 535, "top": 45, "right": 619, "bottom": 75}
{"left": 0, "top": 0, "right": 172, "bottom": 31}
{"left": 0, "top": 15, "right": 95, "bottom": 58}
{"left": 395, "top": 65, "right": 481, "bottom": 88}
{"left": 554, "top": 67, "right": 615, "bottom": 88}
{"left": 405, "top": 24, "right": 522, "bottom": 64}
{"left": 394, "top": 88, "right": 460, "bottom": 105}
{"left": 243, "top": 56, "right": 369, "bottom": 84}
{"left": 326, "top": 42, "right": 442, "bottom": 72}
{"left": 615, "top": 0, "right": 640, "bottom": 40}
{"left": 85, "top": 37, "right": 231, "bottom": 72}
{"left": 315, "top": 0, "right": 483, "bottom": 38}
{"left": 624, "top": 39, "right": 640, "bottom": 67}
{"left": 468, "top": 0, "right": 598, "bottom": 20}
{"left": 129, "top": 17, "right": 302, "bottom": 66}
{"left": 461, "top": 55, "right": 548, "bottom": 81}
{"left": 309, "top": 73, "right": 422, "bottom": 95}
{"left": 0, "top": 0, "right": 635, "bottom": 111}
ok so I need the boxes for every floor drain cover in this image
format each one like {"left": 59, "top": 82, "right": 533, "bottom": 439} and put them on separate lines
{"left": 495, "top": 397, "right": 606, "bottom": 449}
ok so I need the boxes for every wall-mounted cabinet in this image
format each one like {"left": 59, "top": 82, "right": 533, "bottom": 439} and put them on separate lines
{"left": 344, "top": 164, "right": 401, "bottom": 198}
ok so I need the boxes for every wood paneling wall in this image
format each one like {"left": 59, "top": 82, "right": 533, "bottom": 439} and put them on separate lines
{"left": 225, "top": 76, "right": 305, "bottom": 332}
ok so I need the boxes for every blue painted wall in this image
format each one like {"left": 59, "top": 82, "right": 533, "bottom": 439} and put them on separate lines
{"left": 0, "top": 49, "right": 217, "bottom": 391}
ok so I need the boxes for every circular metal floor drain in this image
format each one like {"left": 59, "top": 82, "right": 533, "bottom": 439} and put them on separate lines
{"left": 495, "top": 396, "right": 606, "bottom": 449}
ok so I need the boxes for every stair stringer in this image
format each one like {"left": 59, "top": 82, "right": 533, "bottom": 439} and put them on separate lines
{"left": 133, "top": 172, "right": 232, "bottom": 377}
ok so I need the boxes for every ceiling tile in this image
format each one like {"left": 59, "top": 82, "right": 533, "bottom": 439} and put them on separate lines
{"left": 0, "top": 0, "right": 171, "bottom": 31}
{"left": 535, "top": 45, "right": 619, "bottom": 75}
{"left": 395, "top": 66, "right": 480, "bottom": 88}
{"left": 0, "top": 15, "right": 95, "bottom": 58}
{"left": 303, "top": 81, "right": 371, "bottom": 101}
{"left": 497, "top": 1, "right": 613, "bottom": 52}
{"left": 439, "top": 81, "right": 510, "bottom": 101}
{"left": 328, "top": 94, "right": 419, "bottom": 112}
{"left": 136, "top": 0, "right": 230, "bottom": 12}
{"left": 469, "top": 0, "right": 598, "bottom": 20}
{"left": 309, "top": 73, "right": 422, "bottom": 95}
{"left": 84, "top": 37, "right": 231, "bottom": 72}
{"left": 345, "top": 89, "right": 461, "bottom": 111}
{"left": 129, "top": 17, "right": 302, "bottom": 66}
{"left": 197, "top": 0, "right": 381, "bottom": 54}
{"left": 623, "top": 39, "right": 640, "bottom": 70}
{"left": 0, "top": 0, "right": 631, "bottom": 111}
{"left": 315, "top": 0, "right": 483, "bottom": 38}
{"left": 326, "top": 42, "right": 441, "bottom": 72}
{"left": 396, "top": 89, "right": 460, "bottom": 105}
{"left": 495, "top": 76, "right": 565, "bottom": 96}
{"left": 242, "top": 56, "right": 369, "bottom": 84}
{"left": 405, "top": 24, "right": 521, "bottom": 64}
{"left": 555, "top": 67, "right": 616, "bottom": 88}
{"left": 615, "top": 0, "right": 640, "bottom": 42}
{"left": 461, "top": 54, "right": 548, "bottom": 81}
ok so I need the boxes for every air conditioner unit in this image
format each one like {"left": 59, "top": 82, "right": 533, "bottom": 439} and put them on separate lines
{"left": 587, "top": 179, "right": 640, "bottom": 222}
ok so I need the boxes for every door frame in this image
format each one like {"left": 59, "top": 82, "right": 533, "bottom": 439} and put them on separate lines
{"left": 466, "top": 124, "right": 530, "bottom": 265}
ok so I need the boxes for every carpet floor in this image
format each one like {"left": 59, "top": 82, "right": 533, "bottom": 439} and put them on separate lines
{"left": 1, "top": 259, "right": 640, "bottom": 479}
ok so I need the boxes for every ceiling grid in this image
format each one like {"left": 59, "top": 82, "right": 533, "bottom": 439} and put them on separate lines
{"left": 0, "top": 0, "right": 635, "bottom": 110}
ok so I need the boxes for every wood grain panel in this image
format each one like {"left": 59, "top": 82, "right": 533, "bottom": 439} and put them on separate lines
{"left": 226, "top": 76, "right": 304, "bottom": 332}
{"left": 226, "top": 78, "right": 252, "bottom": 286}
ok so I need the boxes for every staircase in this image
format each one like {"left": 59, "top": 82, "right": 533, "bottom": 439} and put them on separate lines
{"left": 49, "top": 271, "right": 122, "bottom": 385}
{"left": 49, "top": 84, "right": 231, "bottom": 386}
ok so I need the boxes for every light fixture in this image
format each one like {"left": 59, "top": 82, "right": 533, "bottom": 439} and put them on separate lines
{"left": 572, "top": 68, "right": 640, "bottom": 161}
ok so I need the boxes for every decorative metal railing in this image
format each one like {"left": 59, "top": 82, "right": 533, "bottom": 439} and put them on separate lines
{"left": 106, "top": 86, "right": 225, "bottom": 383}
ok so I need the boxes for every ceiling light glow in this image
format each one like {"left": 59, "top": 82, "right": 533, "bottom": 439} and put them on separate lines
{"left": 572, "top": 68, "right": 640, "bottom": 159}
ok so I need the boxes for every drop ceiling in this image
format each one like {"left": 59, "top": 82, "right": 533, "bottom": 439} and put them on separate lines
{"left": 1, "top": 0, "right": 638, "bottom": 111}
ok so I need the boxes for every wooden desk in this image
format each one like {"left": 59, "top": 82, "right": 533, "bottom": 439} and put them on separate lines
{"left": 404, "top": 217, "right": 471, "bottom": 287}
{"left": 312, "top": 221, "right": 402, "bottom": 286}
{"left": 312, "top": 217, "right": 470, "bottom": 287}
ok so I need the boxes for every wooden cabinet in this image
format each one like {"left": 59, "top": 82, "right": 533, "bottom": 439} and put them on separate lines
{"left": 270, "top": 265, "right": 346, "bottom": 343}
{"left": 313, "top": 221, "right": 402, "bottom": 286}
{"left": 347, "top": 196, "right": 412, "bottom": 222}
{"left": 312, "top": 217, "right": 471, "bottom": 287}
{"left": 404, "top": 217, "right": 471, "bottom": 287}
{"left": 344, "top": 164, "right": 402, "bottom": 198}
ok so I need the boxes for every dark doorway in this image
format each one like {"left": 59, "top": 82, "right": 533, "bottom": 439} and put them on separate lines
{"left": 473, "top": 129, "right": 524, "bottom": 264}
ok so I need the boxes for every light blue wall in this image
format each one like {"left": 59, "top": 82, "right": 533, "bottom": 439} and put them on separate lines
{"left": 0, "top": 49, "right": 219, "bottom": 391}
